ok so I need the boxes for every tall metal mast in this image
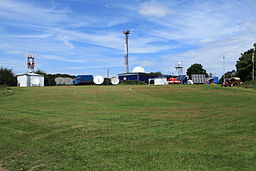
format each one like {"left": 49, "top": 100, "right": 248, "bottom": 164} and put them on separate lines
{"left": 123, "top": 30, "right": 130, "bottom": 73}
{"left": 252, "top": 43, "right": 256, "bottom": 81}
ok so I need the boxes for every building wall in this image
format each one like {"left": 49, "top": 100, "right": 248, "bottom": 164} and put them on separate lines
{"left": 17, "top": 75, "right": 28, "bottom": 87}
{"left": 154, "top": 78, "right": 167, "bottom": 85}
{"left": 118, "top": 73, "right": 166, "bottom": 84}
{"left": 30, "top": 75, "right": 44, "bottom": 87}
{"left": 148, "top": 77, "right": 168, "bottom": 85}
{"left": 119, "top": 74, "right": 151, "bottom": 83}
{"left": 17, "top": 75, "right": 44, "bottom": 87}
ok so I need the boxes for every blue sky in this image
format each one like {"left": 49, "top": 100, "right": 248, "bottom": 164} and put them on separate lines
{"left": 0, "top": 0, "right": 256, "bottom": 77}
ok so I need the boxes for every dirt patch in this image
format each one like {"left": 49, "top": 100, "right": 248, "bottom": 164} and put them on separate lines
{"left": 0, "top": 164, "right": 7, "bottom": 171}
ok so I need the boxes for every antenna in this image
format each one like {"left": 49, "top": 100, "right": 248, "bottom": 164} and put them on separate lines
{"left": 64, "top": 78, "right": 73, "bottom": 85}
{"left": 31, "top": 78, "right": 40, "bottom": 86}
{"left": 111, "top": 76, "right": 120, "bottom": 85}
{"left": 93, "top": 75, "right": 104, "bottom": 85}
{"left": 123, "top": 30, "right": 130, "bottom": 73}
{"left": 26, "top": 53, "right": 37, "bottom": 73}
{"left": 55, "top": 77, "right": 64, "bottom": 85}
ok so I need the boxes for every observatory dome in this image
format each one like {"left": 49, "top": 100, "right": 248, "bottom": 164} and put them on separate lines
{"left": 132, "top": 66, "right": 145, "bottom": 73}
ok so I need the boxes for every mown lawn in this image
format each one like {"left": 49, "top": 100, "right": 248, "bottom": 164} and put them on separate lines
{"left": 0, "top": 85, "right": 255, "bottom": 170}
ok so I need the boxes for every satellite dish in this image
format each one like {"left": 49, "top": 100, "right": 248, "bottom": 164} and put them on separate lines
{"left": 55, "top": 77, "right": 64, "bottom": 85}
{"left": 31, "top": 78, "right": 40, "bottom": 85}
{"left": 132, "top": 66, "right": 145, "bottom": 73}
{"left": 187, "top": 80, "right": 194, "bottom": 85}
{"left": 64, "top": 78, "right": 73, "bottom": 85}
{"left": 93, "top": 75, "right": 104, "bottom": 85}
{"left": 111, "top": 76, "right": 119, "bottom": 85}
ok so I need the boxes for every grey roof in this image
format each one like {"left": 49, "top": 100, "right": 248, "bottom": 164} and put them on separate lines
{"left": 17, "top": 72, "right": 44, "bottom": 77}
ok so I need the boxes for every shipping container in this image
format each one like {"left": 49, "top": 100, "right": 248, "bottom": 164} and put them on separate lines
{"left": 73, "top": 75, "right": 94, "bottom": 85}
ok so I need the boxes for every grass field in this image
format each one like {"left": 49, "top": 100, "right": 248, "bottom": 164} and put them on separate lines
{"left": 0, "top": 85, "right": 255, "bottom": 170}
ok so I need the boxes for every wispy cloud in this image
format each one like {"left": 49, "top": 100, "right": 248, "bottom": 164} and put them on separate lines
{"left": 0, "top": 0, "right": 256, "bottom": 76}
{"left": 0, "top": 0, "right": 70, "bottom": 26}
{"left": 138, "top": 0, "right": 174, "bottom": 17}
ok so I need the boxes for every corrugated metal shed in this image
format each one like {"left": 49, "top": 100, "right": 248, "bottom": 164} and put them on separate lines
{"left": 191, "top": 74, "right": 207, "bottom": 84}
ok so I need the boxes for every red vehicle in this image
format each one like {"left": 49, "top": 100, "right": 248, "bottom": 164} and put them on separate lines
{"left": 168, "top": 78, "right": 181, "bottom": 84}
{"left": 222, "top": 77, "right": 241, "bottom": 87}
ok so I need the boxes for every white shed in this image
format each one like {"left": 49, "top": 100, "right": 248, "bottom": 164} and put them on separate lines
{"left": 17, "top": 73, "right": 44, "bottom": 87}
{"left": 149, "top": 77, "right": 168, "bottom": 85}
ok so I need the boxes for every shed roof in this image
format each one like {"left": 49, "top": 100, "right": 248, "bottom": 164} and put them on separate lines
{"left": 17, "top": 73, "right": 44, "bottom": 77}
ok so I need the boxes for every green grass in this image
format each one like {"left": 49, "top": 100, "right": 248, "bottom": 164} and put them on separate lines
{"left": 0, "top": 85, "right": 255, "bottom": 170}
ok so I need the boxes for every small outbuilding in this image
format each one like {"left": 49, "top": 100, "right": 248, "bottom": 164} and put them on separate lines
{"left": 149, "top": 77, "right": 168, "bottom": 85}
{"left": 17, "top": 73, "right": 44, "bottom": 87}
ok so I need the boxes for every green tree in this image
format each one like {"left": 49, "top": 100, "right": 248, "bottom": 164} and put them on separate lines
{"left": 0, "top": 67, "right": 16, "bottom": 86}
{"left": 219, "top": 70, "right": 237, "bottom": 83}
{"left": 148, "top": 72, "right": 162, "bottom": 77}
{"left": 35, "top": 70, "right": 52, "bottom": 86}
{"left": 236, "top": 44, "right": 256, "bottom": 82}
{"left": 186, "top": 63, "right": 207, "bottom": 79}
{"left": 35, "top": 70, "right": 75, "bottom": 86}
{"left": 35, "top": 69, "right": 46, "bottom": 76}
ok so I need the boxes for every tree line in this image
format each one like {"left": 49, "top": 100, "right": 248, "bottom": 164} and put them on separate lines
{"left": 1, "top": 43, "right": 255, "bottom": 86}
{"left": 0, "top": 68, "right": 74, "bottom": 86}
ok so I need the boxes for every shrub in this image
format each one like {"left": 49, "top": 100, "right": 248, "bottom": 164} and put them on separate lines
{"left": 239, "top": 80, "right": 256, "bottom": 89}
{"left": 120, "top": 80, "right": 145, "bottom": 85}
{"left": 0, "top": 67, "right": 16, "bottom": 86}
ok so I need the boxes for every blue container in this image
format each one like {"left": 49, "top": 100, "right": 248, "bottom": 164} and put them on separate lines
{"left": 73, "top": 75, "right": 94, "bottom": 85}
{"left": 213, "top": 77, "right": 219, "bottom": 84}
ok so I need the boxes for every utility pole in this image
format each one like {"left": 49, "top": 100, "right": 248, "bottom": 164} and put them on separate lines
{"left": 107, "top": 68, "right": 110, "bottom": 85}
{"left": 123, "top": 30, "right": 130, "bottom": 73}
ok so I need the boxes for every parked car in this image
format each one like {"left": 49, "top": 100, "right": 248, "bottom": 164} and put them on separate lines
{"left": 168, "top": 78, "right": 181, "bottom": 84}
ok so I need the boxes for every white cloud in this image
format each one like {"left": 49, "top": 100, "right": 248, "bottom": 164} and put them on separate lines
{"left": 40, "top": 55, "right": 88, "bottom": 63}
{"left": 16, "top": 34, "right": 52, "bottom": 39}
{"left": 40, "top": 55, "right": 64, "bottom": 61}
{"left": 160, "top": 30, "right": 256, "bottom": 76}
{"left": 138, "top": 1, "right": 174, "bottom": 17}
{"left": 0, "top": 0, "right": 69, "bottom": 26}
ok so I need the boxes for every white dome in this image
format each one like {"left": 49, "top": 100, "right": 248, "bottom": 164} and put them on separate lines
{"left": 132, "top": 66, "right": 145, "bottom": 73}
